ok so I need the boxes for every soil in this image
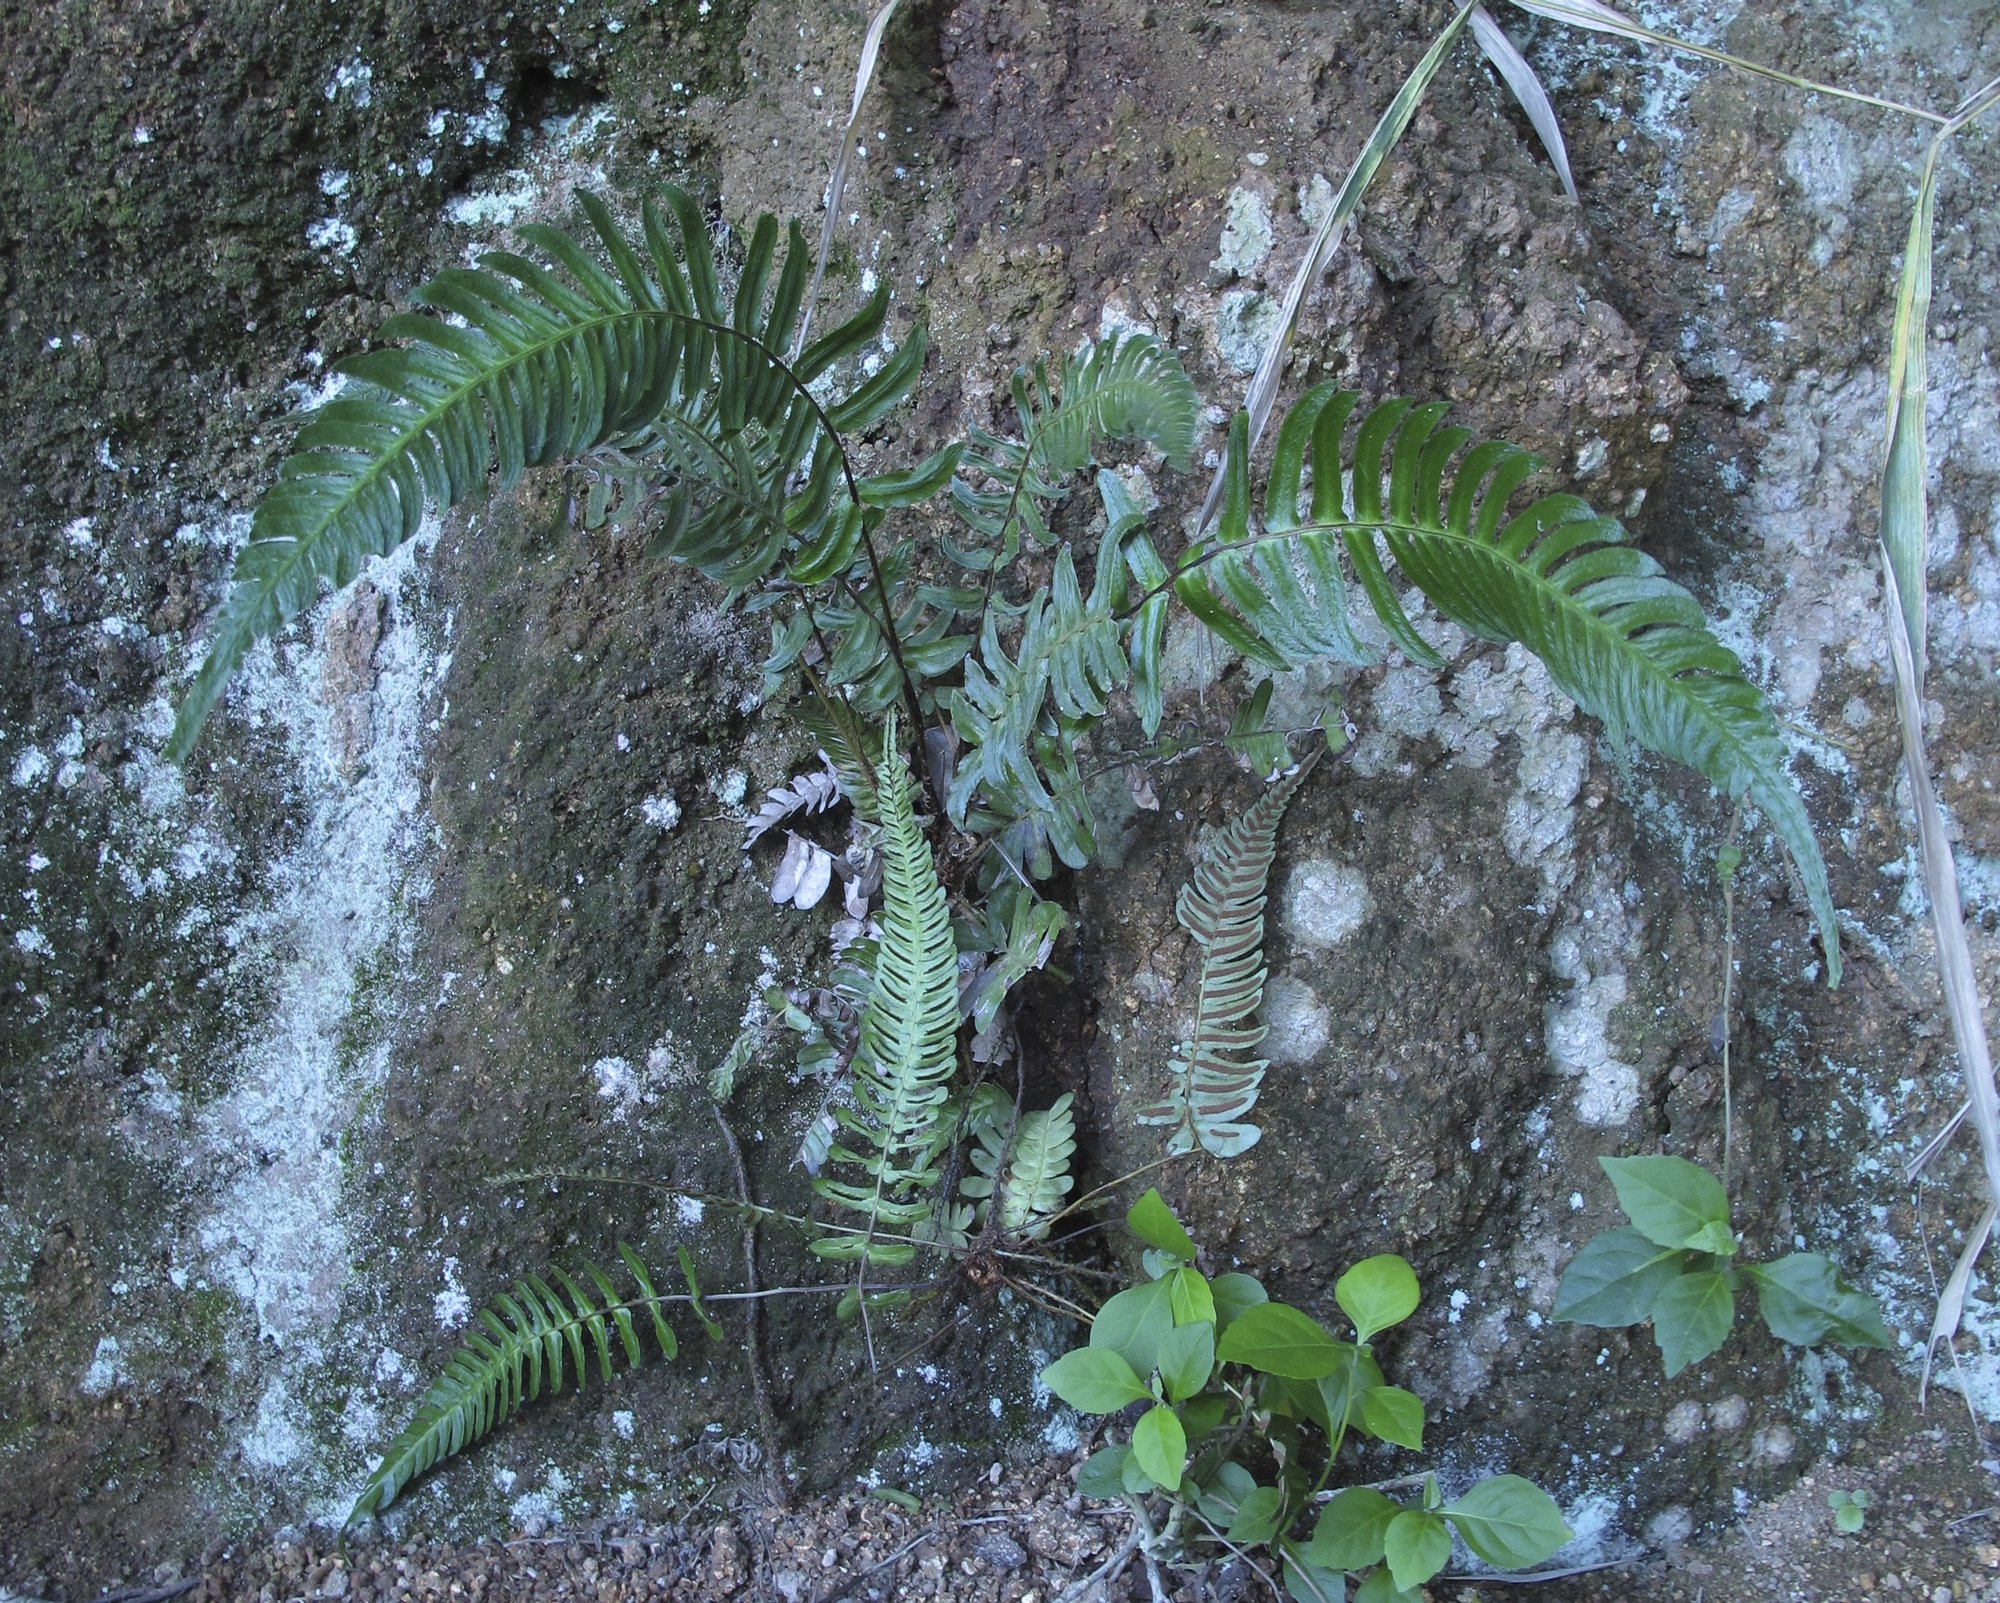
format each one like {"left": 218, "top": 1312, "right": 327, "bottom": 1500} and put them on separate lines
{"left": 3, "top": 0, "right": 1998, "bottom": 1600}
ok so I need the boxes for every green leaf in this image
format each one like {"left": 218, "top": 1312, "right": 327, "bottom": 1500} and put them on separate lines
{"left": 1600, "top": 1155, "right": 1734, "bottom": 1253}
{"left": 1195, "top": 1459, "right": 1258, "bottom": 1525}
{"left": 1352, "top": 1567, "right": 1422, "bottom": 1603}
{"left": 1130, "top": 1404, "right": 1187, "bottom": 1493}
{"left": 1039, "top": 1348, "right": 1152, "bottom": 1414}
{"left": 1227, "top": 1485, "right": 1287, "bottom": 1546}
{"left": 1157, "top": 1321, "right": 1217, "bottom": 1403}
{"left": 1168, "top": 1267, "right": 1217, "bottom": 1328}
{"left": 1122, "top": 1447, "right": 1160, "bottom": 1495}
{"left": 171, "top": 191, "right": 908, "bottom": 764}
{"left": 1282, "top": 1544, "right": 1352, "bottom": 1603}
{"left": 1443, "top": 1475, "right": 1573, "bottom": 1571}
{"left": 1652, "top": 1268, "right": 1737, "bottom": 1377}
{"left": 1307, "top": 1487, "right": 1400, "bottom": 1570}
{"left": 1076, "top": 1444, "right": 1130, "bottom": 1498}
{"left": 1553, "top": 1227, "right": 1686, "bottom": 1326}
{"left": 1215, "top": 1302, "right": 1343, "bottom": 1379}
{"left": 1179, "top": 1393, "right": 1230, "bottom": 1440}
{"left": 1212, "top": 1272, "right": 1269, "bottom": 1331}
{"left": 1383, "top": 1509, "right": 1451, "bottom": 1593}
{"left": 348, "top": 1251, "right": 678, "bottom": 1523}
{"left": 1357, "top": 1385, "right": 1425, "bottom": 1451}
{"left": 1314, "top": 1342, "right": 1386, "bottom": 1437}
{"left": 1127, "top": 1188, "right": 1198, "bottom": 1259}
{"left": 1090, "top": 1277, "right": 1176, "bottom": 1379}
{"left": 1336, "top": 1254, "right": 1420, "bottom": 1342}
{"left": 1746, "top": 1255, "right": 1893, "bottom": 1350}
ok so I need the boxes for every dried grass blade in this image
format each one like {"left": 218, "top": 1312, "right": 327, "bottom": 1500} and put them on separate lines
{"left": 1879, "top": 145, "right": 1937, "bottom": 677}
{"left": 1470, "top": 5, "right": 1578, "bottom": 202}
{"left": 797, "top": 0, "right": 903, "bottom": 355}
{"left": 1883, "top": 554, "right": 2000, "bottom": 1252}
{"left": 1504, "top": 0, "right": 1947, "bottom": 124}
{"left": 1198, "top": 2, "right": 1476, "bottom": 532}
{"left": 1922, "top": 1201, "right": 1996, "bottom": 1416}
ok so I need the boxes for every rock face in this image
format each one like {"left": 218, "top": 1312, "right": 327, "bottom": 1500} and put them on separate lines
{"left": 2, "top": 0, "right": 1996, "bottom": 1594}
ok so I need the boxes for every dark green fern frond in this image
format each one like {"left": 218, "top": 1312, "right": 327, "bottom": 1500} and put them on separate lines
{"left": 169, "top": 189, "right": 922, "bottom": 762}
{"left": 948, "top": 332, "right": 1198, "bottom": 569}
{"left": 1176, "top": 391, "right": 1840, "bottom": 984}
{"left": 1137, "top": 755, "right": 1317, "bottom": 1158}
{"left": 348, "top": 1244, "right": 684, "bottom": 1524}
{"left": 959, "top": 1092, "right": 1077, "bottom": 1240}
{"left": 812, "top": 710, "right": 962, "bottom": 1267}
{"left": 946, "top": 538, "right": 1129, "bottom": 869}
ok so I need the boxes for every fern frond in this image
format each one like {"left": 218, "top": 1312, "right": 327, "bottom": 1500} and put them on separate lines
{"left": 811, "top": 710, "right": 962, "bottom": 1266}
{"left": 348, "top": 1245, "right": 683, "bottom": 1523}
{"left": 1177, "top": 390, "right": 1840, "bottom": 983}
{"left": 946, "top": 538, "right": 1129, "bottom": 869}
{"left": 1137, "top": 756, "right": 1317, "bottom": 1158}
{"left": 170, "top": 189, "right": 922, "bottom": 761}
{"left": 959, "top": 1092, "right": 1077, "bottom": 1239}
{"left": 948, "top": 332, "right": 1198, "bottom": 568}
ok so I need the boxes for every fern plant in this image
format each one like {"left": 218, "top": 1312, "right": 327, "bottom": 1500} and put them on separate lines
{"left": 960, "top": 1090, "right": 1078, "bottom": 1240}
{"left": 808, "top": 709, "right": 964, "bottom": 1268}
{"left": 174, "top": 174, "right": 1845, "bottom": 1523}
{"left": 1137, "top": 753, "right": 1318, "bottom": 1158}
{"left": 165, "top": 188, "right": 936, "bottom": 763}
{"left": 1120, "top": 389, "right": 1839, "bottom": 982}
{"left": 349, "top": 1246, "right": 698, "bottom": 1523}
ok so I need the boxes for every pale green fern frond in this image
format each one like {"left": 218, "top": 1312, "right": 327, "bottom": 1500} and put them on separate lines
{"left": 960, "top": 1092, "right": 1077, "bottom": 1240}
{"left": 1138, "top": 755, "right": 1317, "bottom": 1158}
{"left": 170, "top": 189, "right": 924, "bottom": 762}
{"left": 946, "top": 538, "right": 1129, "bottom": 869}
{"left": 349, "top": 1245, "right": 686, "bottom": 1523}
{"left": 812, "top": 710, "right": 962, "bottom": 1266}
{"left": 948, "top": 332, "right": 1199, "bottom": 568}
{"left": 1166, "top": 391, "right": 1840, "bottom": 983}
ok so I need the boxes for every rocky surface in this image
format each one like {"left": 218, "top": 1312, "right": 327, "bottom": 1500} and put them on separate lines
{"left": 2, "top": 0, "right": 1997, "bottom": 1598}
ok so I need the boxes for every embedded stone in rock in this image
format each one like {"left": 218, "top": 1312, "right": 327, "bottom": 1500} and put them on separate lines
{"left": 1282, "top": 859, "right": 1373, "bottom": 950}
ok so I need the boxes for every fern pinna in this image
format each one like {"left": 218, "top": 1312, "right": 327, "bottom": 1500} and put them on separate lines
{"left": 1127, "top": 389, "right": 1840, "bottom": 982}
{"left": 348, "top": 1245, "right": 696, "bottom": 1523}
{"left": 810, "top": 710, "right": 962, "bottom": 1267}
{"left": 166, "top": 188, "right": 935, "bottom": 762}
{"left": 1138, "top": 754, "right": 1317, "bottom": 1158}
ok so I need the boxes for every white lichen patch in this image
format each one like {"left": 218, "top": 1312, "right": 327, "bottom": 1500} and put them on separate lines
{"left": 1213, "top": 288, "right": 1281, "bottom": 374}
{"left": 1211, "top": 186, "right": 1273, "bottom": 279}
{"left": 80, "top": 1334, "right": 129, "bottom": 1397}
{"left": 1542, "top": 868, "right": 1645, "bottom": 1129}
{"left": 194, "top": 520, "right": 444, "bottom": 1355}
{"left": 1262, "top": 974, "right": 1332, "bottom": 1066}
{"left": 593, "top": 1054, "right": 642, "bottom": 1121}
{"left": 1281, "top": 859, "right": 1373, "bottom": 950}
